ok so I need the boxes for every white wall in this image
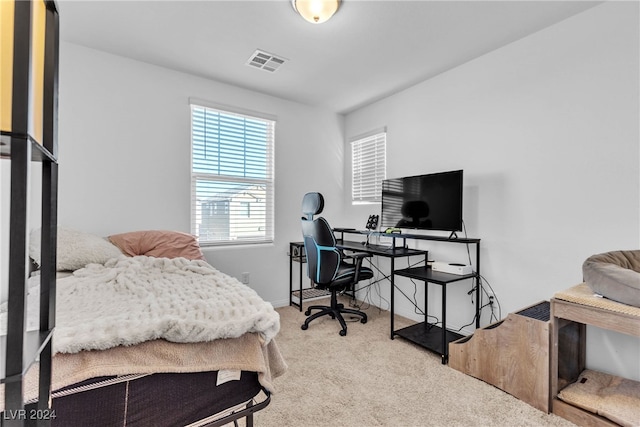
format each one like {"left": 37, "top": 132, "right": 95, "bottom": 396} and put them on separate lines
{"left": 32, "top": 0, "right": 638, "bottom": 381}
{"left": 58, "top": 42, "right": 345, "bottom": 307}
{"left": 344, "top": 2, "right": 639, "bottom": 380}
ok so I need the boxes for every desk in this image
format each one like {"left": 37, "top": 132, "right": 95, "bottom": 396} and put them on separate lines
{"left": 334, "top": 239, "right": 427, "bottom": 337}
{"left": 336, "top": 229, "right": 481, "bottom": 364}
{"left": 289, "top": 230, "right": 481, "bottom": 364}
{"left": 288, "top": 240, "right": 421, "bottom": 311}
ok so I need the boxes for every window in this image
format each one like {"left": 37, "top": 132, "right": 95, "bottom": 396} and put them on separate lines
{"left": 190, "top": 103, "right": 275, "bottom": 246}
{"left": 351, "top": 129, "right": 386, "bottom": 204}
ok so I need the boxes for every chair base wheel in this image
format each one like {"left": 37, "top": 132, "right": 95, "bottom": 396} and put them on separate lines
{"left": 299, "top": 291, "right": 368, "bottom": 336}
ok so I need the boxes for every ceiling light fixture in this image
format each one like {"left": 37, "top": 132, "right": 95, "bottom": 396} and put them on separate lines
{"left": 291, "top": 0, "right": 341, "bottom": 24}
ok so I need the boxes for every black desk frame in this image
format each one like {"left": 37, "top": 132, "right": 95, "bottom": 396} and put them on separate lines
{"left": 288, "top": 239, "right": 423, "bottom": 311}
{"left": 288, "top": 242, "right": 306, "bottom": 311}
{"left": 333, "top": 229, "right": 481, "bottom": 364}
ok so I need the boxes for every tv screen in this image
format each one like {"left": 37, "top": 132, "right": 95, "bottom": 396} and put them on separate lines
{"left": 381, "top": 170, "right": 463, "bottom": 232}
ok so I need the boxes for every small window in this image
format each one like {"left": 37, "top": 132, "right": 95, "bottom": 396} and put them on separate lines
{"left": 190, "top": 103, "right": 275, "bottom": 246}
{"left": 351, "top": 130, "right": 387, "bottom": 204}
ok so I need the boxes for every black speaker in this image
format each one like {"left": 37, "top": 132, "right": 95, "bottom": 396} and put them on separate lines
{"left": 365, "top": 215, "right": 379, "bottom": 230}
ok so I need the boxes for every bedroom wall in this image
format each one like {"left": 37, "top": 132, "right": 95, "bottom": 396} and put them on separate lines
{"left": 343, "top": 2, "right": 640, "bottom": 380}
{"left": 57, "top": 42, "right": 345, "bottom": 307}
{"left": 14, "top": 1, "right": 636, "bottom": 382}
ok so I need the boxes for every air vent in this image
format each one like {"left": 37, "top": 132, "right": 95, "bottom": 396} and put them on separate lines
{"left": 246, "top": 49, "right": 287, "bottom": 73}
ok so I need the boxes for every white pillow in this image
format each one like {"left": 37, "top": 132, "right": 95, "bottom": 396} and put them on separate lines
{"left": 29, "top": 227, "right": 124, "bottom": 271}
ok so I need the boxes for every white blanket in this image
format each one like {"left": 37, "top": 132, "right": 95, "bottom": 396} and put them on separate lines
{"left": 1, "top": 256, "right": 280, "bottom": 354}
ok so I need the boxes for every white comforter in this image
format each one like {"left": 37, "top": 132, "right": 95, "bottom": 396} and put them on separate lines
{"left": 1, "top": 256, "right": 280, "bottom": 354}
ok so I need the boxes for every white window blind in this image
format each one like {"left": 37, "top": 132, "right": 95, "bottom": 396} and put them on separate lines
{"left": 190, "top": 104, "right": 275, "bottom": 246}
{"left": 351, "top": 131, "right": 386, "bottom": 203}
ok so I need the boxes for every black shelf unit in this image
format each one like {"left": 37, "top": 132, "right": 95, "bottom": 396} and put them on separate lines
{"left": 289, "top": 242, "right": 315, "bottom": 311}
{"left": 393, "top": 266, "right": 477, "bottom": 364}
{"left": 2, "top": 1, "right": 59, "bottom": 425}
{"left": 289, "top": 241, "right": 350, "bottom": 311}
{"left": 393, "top": 324, "right": 463, "bottom": 356}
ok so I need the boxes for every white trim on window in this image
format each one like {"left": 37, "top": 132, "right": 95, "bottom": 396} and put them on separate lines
{"left": 188, "top": 97, "right": 277, "bottom": 122}
{"left": 190, "top": 102, "right": 275, "bottom": 246}
{"left": 351, "top": 130, "right": 387, "bottom": 204}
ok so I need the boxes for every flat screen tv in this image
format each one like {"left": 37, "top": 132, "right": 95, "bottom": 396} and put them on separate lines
{"left": 381, "top": 170, "right": 463, "bottom": 233}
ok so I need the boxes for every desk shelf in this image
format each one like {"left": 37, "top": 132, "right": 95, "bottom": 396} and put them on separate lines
{"left": 394, "top": 323, "right": 464, "bottom": 355}
{"left": 288, "top": 242, "right": 332, "bottom": 311}
{"left": 394, "top": 266, "right": 476, "bottom": 285}
{"left": 337, "top": 241, "right": 426, "bottom": 258}
{"left": 393, "top": 266, "right": 476, "bottom": 364}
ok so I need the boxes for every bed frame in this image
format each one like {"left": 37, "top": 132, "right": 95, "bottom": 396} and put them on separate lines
{"left": 3, "top": 262, "right": 277, "bottom": 426}
{"left": 20, "top": 371, "right": 271, "bottom": 427}
{"left": 5, "top": 244, "right": 280, "bottom": 426}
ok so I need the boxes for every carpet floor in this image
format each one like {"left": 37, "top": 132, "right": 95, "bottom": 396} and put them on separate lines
{"left": 254, "top": 297, "right": 577, "bottom": 427}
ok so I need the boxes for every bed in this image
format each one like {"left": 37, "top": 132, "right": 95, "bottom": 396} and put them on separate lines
{"left": 1, "top": 228, "right": 287, "bottom": 426}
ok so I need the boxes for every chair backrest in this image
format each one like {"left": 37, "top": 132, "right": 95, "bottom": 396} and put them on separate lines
{"left": 301, "top": 192, "right": 341, "bottom": 285}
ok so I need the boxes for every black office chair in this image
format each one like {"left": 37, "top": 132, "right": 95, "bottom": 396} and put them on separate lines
{"left": 300, "top": 192, "right": 373, "bottom": 336}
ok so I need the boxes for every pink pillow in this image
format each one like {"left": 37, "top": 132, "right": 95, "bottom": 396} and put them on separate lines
{"left": 108, "top": 230, "right": 206, "bottom": 261}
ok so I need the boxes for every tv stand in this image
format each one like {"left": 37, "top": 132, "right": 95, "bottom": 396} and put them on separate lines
{"left": 448, "top": 231, "right": 458, "bottom": 239}
{"left": 333, "top": 229, "right": 481, "bottom": 364}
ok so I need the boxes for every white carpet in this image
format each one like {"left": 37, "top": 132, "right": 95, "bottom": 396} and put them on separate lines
{"left": 253, "top": 298, "right": 577, "bottom": 427}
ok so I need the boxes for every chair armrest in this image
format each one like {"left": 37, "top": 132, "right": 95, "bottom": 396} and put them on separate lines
{"left": 343, "top": 251, "right": 371, "bottom": 283}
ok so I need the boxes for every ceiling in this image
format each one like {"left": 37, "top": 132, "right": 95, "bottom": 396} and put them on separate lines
{"left": 57, "top": 0, "right": 601, "bottom": 114}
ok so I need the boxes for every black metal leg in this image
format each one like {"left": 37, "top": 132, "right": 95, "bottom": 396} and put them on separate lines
{"left": 441, "top": 283, "right": 447, "bottom": 364}
{"left": 299, "top": 251, "right": 303, "bottom": 312}
{"left": 425, "top": 281, "right": 429, "bottom": 323}
{"left": 289, "top": 243, "right": 305, "bottom": 312}
{"left": 476, "top": 242, "right": 481, "bottom": 328}
{"left": 390, "top": 258, "right": 395, "bottom": 339}
{"left": 289, "top": 245, "right": 293, "bottom": 308}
